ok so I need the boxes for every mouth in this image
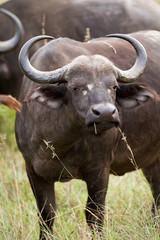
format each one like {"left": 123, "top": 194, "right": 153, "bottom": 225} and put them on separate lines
{"left": 87, "top": 121, "right": 120, "bottom": 135}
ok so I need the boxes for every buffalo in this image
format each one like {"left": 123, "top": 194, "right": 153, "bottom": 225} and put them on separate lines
{"left": 1, "top": 0, "right": 160, "bottom": 98}
{"left": 16, "top": 30, "right": 160, "bottom": 239}
{"left": 0, "top": 8, "right": 23, "bottom": 98}
{"left": 0, "top": 9, "right": 22, "bottom": 111}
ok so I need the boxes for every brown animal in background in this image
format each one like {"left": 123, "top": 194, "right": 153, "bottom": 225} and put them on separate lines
{"left": 1, "top": 0, "right": 160, "bottom": 98}
{"left": 0, "top": 94, "right": 21, "bottom": 111}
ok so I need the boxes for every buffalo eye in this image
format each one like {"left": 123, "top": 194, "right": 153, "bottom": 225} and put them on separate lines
{"left": 72, "top": 87, "right": 80, "bottom": 92}
{"left": 113, "top": 86, "right": 118, "bottom": 91}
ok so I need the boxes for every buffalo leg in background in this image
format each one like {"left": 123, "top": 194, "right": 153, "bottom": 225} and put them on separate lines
{"left": 142, "top": 159, "right": 160, "bottom": 214}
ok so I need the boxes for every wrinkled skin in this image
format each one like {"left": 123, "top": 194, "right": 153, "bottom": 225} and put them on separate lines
{"left": 1, "top": 0, "right": 160, "bottom": 98}
{"left": 16, "top": 30, "right": 160, "bottom": 239}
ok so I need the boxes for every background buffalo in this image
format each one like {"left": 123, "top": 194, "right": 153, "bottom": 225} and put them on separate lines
{"left": 1, "top": 0, "right": 160, "bottom": 98}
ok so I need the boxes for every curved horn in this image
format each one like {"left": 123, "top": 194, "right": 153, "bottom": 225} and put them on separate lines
{"left": 19, "top": 35, "right": 70, "bottom": 83}
{"left": 106, "top": 33, "right": 147, "bottom": 83}
{"left": 0, "top": 8, "right": 23, "bottom": 53}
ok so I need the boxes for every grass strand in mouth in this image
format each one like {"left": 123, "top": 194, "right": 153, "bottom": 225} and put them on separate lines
{"left": 94, "top": 123, "right": 97, "bottom": 135}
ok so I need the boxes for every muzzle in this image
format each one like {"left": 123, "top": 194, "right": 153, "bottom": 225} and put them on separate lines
{"left": 85, "top": 103, "right": 120, "bottom": 134}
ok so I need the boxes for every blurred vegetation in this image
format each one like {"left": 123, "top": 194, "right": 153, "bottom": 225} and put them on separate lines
{"left": 0, "top": 106, "right": 17, "bottom": 151}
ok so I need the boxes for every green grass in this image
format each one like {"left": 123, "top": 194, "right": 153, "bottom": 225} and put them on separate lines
{"left": 0, "top": 106, "right": 18, "bottom": 151}
{"left": 0, "top": 107, "right": 160, "bottom": 239}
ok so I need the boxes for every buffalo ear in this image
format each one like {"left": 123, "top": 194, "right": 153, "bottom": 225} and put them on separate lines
{"left": 116, "top": 83, "right": 159, "bottom": 109}
{"left": 25, "top": 85, "right": 66, "bottom": 110}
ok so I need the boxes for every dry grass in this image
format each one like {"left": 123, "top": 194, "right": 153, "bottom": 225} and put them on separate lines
{"left": 1, "top": 142, "right": 160, "bottom": 239}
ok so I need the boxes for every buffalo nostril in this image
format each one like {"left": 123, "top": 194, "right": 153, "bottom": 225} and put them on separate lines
{"left": 92, "top": 108, "right": 100, "bottom": 116}
{"left": 112, "top": 108, "right": 116, "bottom": 115}
{"left": 92, "top": 104, "right": 116, "bottom": 117}
{"left": 86, "top": 103, "right": 120, "bottom": 128}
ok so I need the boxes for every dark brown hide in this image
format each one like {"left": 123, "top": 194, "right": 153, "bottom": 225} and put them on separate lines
{"left": 16, "top": 30, "right": 160, "bottom": 239}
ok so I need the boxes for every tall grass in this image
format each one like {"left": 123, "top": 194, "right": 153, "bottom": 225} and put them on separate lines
{"left": 0, "top": 107, "right": 160, "bottom": 239}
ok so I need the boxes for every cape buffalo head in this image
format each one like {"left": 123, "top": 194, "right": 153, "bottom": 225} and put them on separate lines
{"left": 18, "top": 34, "right": 155, "bottom": 134}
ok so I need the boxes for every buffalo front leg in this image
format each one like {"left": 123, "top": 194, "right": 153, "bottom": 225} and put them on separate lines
{"left": 26, "top": 166, "right": 55, "bottom": 240}
{"left": 142, "top": 158, "right": 160, "bottom": 215}
{"left": 84, "top": 166, "right": 109, "bottom": 238}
